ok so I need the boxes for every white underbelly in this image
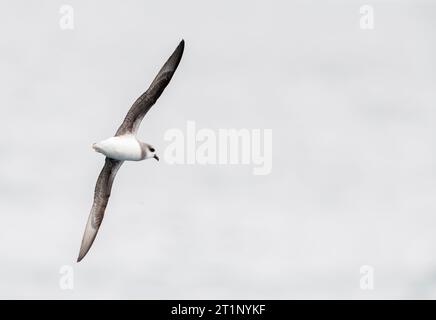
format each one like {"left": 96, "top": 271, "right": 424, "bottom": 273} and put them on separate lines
{"left": 94, "top": 135, "right": 142, "bottom": 161}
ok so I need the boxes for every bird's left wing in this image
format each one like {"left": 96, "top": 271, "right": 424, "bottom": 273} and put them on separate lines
{"left": 77, "top": 158, "right": 123, "bottom": 262}
{"left": 115, "top": 39, "right": 184, "bottom": 136}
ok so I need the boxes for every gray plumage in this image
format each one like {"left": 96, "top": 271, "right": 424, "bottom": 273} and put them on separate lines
{"left": 115, "top": 40, "right": 185, "bottom": 136}
{"left": 77, "top": 158, "right": 122, "bottom": 262}
{"left": 77, "top": 40, "right": 184, "bottom": 262}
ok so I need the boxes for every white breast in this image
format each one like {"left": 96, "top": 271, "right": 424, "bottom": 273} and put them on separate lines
{"left": 94, "top": 135, "right": 143, "bottom": 161}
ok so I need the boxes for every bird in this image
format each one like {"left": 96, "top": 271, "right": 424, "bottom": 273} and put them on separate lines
{"left": 77, "top": 40, "right": 185, "bottom": 262}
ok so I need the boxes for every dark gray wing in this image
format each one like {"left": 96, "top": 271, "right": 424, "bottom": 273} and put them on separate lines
{"left": 77, "top": 158, "right": 123, "bottom": 262}
{"left": 115, "top": 40, "right": 185, "bottom": 136}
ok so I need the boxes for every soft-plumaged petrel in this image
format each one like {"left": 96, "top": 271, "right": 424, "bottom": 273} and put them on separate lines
{"left": 77, "top": 40, "right": 184, "bottom": 262}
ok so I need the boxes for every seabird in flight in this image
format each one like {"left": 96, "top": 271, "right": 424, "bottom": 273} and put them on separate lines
{"left": 77, "top": 40, "right": 184, "bottom": 262}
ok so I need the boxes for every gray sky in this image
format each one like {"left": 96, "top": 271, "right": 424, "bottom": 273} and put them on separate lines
{"left": 0, "top": 0, "right": 436, "bottom": 299}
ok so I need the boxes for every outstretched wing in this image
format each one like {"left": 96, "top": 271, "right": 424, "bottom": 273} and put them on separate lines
{"left": 77, "top": 158, "right": 123, "bottom": 262}
{"left": 115, "top": 39, "right": 185, "bottom": 136}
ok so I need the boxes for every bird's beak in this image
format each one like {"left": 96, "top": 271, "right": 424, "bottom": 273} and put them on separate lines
{"left": 153, "top": 154, "right": 160, "bottom": 161}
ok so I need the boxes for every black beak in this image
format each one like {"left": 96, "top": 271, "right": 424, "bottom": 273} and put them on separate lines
{"left": 153, "top": 154, "right": 160, "bottom": 161}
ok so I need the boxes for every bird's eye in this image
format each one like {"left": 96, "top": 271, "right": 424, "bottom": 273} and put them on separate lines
{"left": 149, "top": 147, "right": 155, "bottom": 152}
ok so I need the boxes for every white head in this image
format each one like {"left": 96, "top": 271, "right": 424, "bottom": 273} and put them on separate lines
{"left": 140, "top": 143, "right": 159, "bottom": 161}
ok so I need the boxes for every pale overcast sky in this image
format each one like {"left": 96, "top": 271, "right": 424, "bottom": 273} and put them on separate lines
{"left": 0, "top": 0, "right": 435, "bottom": 299}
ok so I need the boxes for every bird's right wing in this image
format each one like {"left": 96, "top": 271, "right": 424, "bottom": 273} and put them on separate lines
{"left": 115, "top": 39, "right": 184, "bottom": 136}
{"left": 77, "top": 158, "right": 123, "bottom": 262}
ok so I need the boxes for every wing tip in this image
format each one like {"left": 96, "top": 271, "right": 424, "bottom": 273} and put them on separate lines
{"left": 175, "top": 39, "right": 185, "bottom": 58}
{"left": 77, "top": 246, "right": 88, "bottom": 262}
